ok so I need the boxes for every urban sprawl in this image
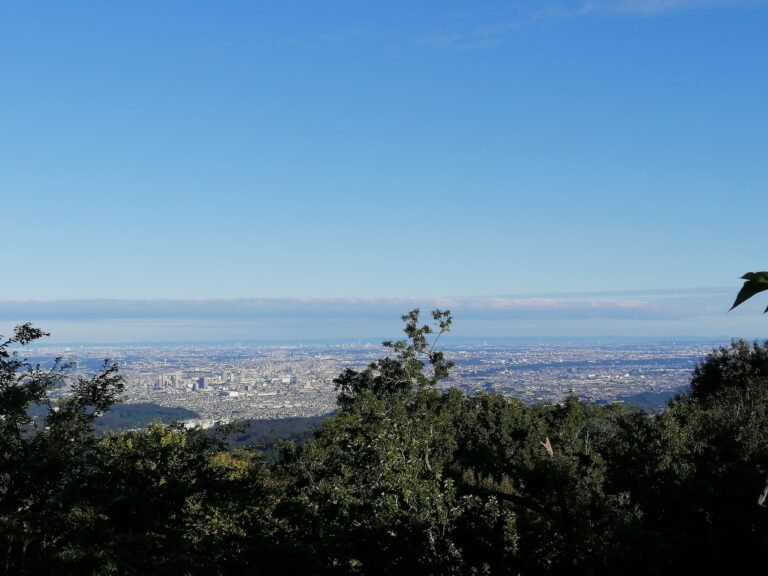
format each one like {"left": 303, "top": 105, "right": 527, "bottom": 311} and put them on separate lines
{"left": 32, "top": 340, "right": 717, "bottom": 427}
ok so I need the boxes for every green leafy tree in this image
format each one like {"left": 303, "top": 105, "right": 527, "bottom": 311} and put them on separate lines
{"left": 681, "top": 341, "right": 768, "bottom": 553}
{"left": 455, "top": 393, "right": 639, "bottom": 575}
{"left": 0, "top": 324, "right": 282, "bottom": 575}
{"left": 608, "top": 341, "right": 768, "bottom": 574}
{"left": 276, "top": 310, "right": 472, "bottom": 574}
{"left": 334, "top": 309, "right": 454, "bottom": 410}
{"left": 87, "top": 423, "right": 279, "bottom": 575}
{"left": 278, "top": 389, "right": 469, "bottom": 574}
{"left": 0, "top": 324, "right": 124, "bottom": 574}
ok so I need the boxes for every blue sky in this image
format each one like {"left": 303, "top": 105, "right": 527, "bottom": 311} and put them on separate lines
{"left": 2, "top": 1, "right": 767, "bottom": 340}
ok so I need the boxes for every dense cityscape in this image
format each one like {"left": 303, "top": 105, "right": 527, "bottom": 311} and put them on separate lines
{"left": 33, "top": 340, "right": 718, "bottom": 426}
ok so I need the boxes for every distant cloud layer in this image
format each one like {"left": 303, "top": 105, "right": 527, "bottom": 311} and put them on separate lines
{"left": 612, "top": 0, "right": 763, "bottom": 13}
{"left": 547, "top": 0, "right": 762, "bottom": 16}
{"left": 417, "top": 0, "right": 764, "bottom": 49}
{"left": 0, "top": 293, "right": 681, "bottom": 321}
{"left": 1, "top": 289, "right": 764, "bottom": 343}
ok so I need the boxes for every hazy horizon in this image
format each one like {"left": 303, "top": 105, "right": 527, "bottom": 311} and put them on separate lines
{"left": 2, "top": 287, "right": 765, "bottom": 344}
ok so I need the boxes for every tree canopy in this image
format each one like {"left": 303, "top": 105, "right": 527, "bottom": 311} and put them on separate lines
{"left": 1, "top": 313, "right": 767, "bottom": 574}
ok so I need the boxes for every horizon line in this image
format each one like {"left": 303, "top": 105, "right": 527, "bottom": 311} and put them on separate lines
{"left": 0, "top": 286, "right": 734, "bottom": 304}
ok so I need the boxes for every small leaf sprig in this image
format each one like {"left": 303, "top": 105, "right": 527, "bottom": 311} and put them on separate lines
{"left": 731, "top": 272, "right": 768, "bottom": 313}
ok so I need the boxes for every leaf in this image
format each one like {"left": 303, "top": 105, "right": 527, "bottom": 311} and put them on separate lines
{"left": 730, "top": 272, "right": 768, "bottom": 311}
{"left": 740, "top": 271, "right": 768, "bottom": 283}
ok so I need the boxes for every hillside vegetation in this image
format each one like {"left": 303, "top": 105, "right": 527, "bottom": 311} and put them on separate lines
{"left": 2, "top": 312, "right": 767, "bottom": 575}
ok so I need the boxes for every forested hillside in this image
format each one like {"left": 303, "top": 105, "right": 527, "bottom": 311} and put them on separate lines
{"left": 2, "top": 312, "right": 767, "bottom": 575}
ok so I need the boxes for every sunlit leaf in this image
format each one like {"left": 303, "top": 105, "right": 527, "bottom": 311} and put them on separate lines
{"left": 730, "top": 271, "right": 768, "bottom": 311}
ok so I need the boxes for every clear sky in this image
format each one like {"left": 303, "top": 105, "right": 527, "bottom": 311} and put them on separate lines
{"left": 2, "top": 1, "right": 767, "bottom": 340}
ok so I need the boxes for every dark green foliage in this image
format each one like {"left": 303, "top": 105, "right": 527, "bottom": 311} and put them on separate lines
{"left": 218, "top": 414, "right": 329, "bottom": 461}
{"left": 613, "top": 386, "right": 687, "bottom": 411}
{"left": 689, "top": 339, "right": 768, "bottom": 400}
{"left": 0, "top": 324, "right": 124, "bottom": 574}
{"left": 276, "top": 309, "right": 466, "bottom": 574}
{"left": 660, "top": 341, "right": 768, "bottom": 573}
{"left": 276, "top": 389, "right": 468, "bottom": 575}
{"left": 3, "top": 314, "right": 768, "bottom": 575}
{"left": 88, "top": 424, "right": 280, "bottom": 575}
{"left": 94, "top": 402, "right": 200, "bottom": 432}
{"left": 0, "top": 326, "right": 280, "bottom": 575}
{"left": 334, "top": 308, "right": 454, "bottom": 410}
